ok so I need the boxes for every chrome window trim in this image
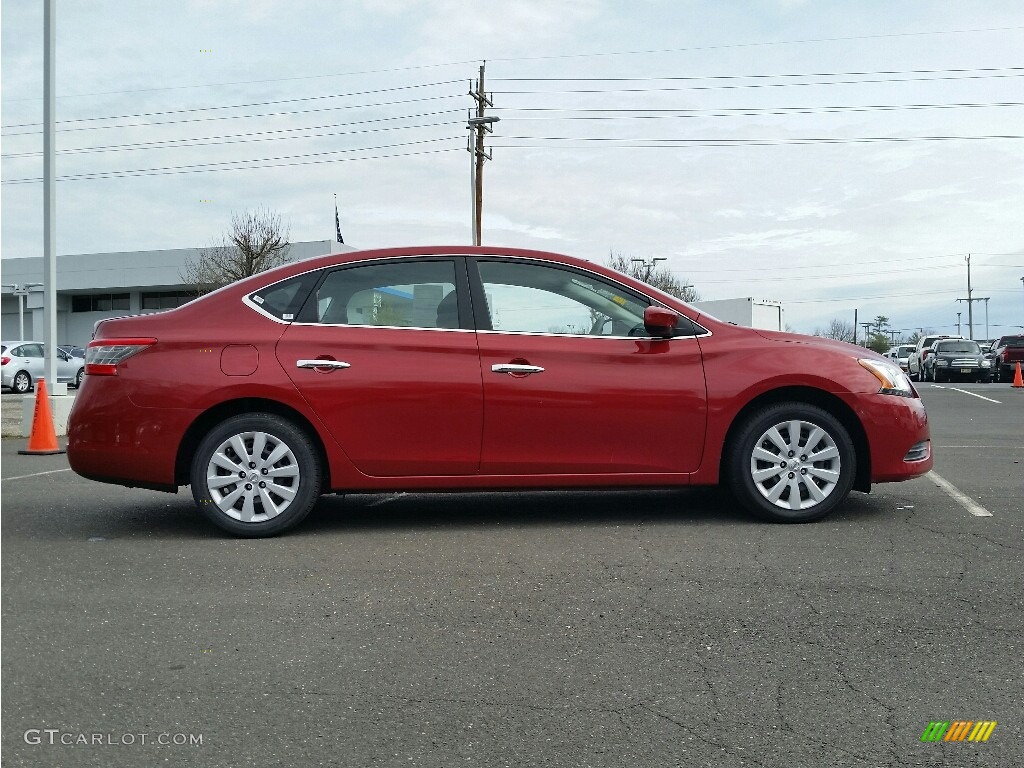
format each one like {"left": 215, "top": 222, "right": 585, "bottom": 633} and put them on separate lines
{"left": 476, "top": 328, "right": 704, "bottom": 341}
{"left": 239, "top": 251, "right": 712, "bottom": 337}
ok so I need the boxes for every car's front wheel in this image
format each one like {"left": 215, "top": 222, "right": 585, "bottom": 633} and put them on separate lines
{"left": 74, "top": 367, "right": 84, "bottom": 389}
{"left": 727, "top": 402, "right": 855, "bottom": 523}
{"left": 12, "top": 370, "right": 32, "bottom": 394}
{"left": 190, "top": 413, "right": 322, "bottom": 537}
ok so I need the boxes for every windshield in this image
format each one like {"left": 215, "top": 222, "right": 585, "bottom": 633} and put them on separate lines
{"left": 935, "top": 341, "right": 981, "bottom": 354}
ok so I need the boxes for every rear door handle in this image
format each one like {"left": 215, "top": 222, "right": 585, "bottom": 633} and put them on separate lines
{"left": 296, "top": 359, "right": 351, "bottom": 370}
{"left": 491, "top": 363, "right": 545, "bottom": 375}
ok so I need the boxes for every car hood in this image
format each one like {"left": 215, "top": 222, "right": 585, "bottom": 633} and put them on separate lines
{"left": 752, "top": 329, "right": 884, "bottom": 360}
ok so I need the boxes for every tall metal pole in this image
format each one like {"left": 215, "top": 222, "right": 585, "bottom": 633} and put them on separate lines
{"left": 965, "top": 254, "right": 974, "bottom": 340}
{"left": 983, "top": 297, "right": 989, "bottom": 339}
{"left": 957, "top": 312, "right": 962, "bottom": 336}
{"left": 43, "top": 0, "right": 58, "bottom": 390}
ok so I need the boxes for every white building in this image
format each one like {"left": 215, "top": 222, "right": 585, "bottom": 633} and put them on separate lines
{"left": 1, "top": 240, "right": 350, "bottom": 345}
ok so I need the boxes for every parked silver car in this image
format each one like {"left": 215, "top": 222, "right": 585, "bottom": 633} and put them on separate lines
{"left": 1, "top": 341, "right": 84, "bottom": 393}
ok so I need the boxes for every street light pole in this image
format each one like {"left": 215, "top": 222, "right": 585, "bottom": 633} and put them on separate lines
{"left": 43, "top": 0, "right": 59, "bottom": 391}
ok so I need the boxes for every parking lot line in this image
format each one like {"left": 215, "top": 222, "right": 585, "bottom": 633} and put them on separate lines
{"left": 3, "top": 468, "right": 72, "bottom": 482}
{"left": 929, "top": 385, "right": 1001, "bottom": 404}
{"left": 926, "top": 470, "right": 993, "bottom": 517}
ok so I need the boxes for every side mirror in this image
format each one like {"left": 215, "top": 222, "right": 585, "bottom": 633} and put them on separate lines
{"left": 643, "top": 306, "right": 679, "bottom": 338}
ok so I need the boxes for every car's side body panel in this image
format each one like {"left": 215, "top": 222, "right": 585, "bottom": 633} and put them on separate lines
{"left": 67, "top": 246, "right": 933, "bottom": 510}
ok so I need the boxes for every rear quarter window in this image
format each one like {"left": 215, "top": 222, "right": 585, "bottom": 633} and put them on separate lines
{"left": 247, "top": 272, "right": 320, "bottom": 321}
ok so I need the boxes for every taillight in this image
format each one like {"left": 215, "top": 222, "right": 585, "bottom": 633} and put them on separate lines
{"left": 1, "top": 356, "right": 10, "bottom": 366}
{"left": 85, "top": 338, "right": 156, "bottom": 376}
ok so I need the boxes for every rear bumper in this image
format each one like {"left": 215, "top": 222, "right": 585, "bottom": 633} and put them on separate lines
{"left": 67, "top": 378, "right": 195, "bottom": 491}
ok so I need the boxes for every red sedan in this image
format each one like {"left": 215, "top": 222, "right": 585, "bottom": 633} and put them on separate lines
{"left": 67, "top": 246, "right": 931, "bottom": 536}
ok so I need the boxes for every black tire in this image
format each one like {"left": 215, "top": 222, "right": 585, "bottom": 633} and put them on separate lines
{"left": 934, "top": 369, "right": 944, "bottom": 383}
{"left": 74, "top": 367, "right": 84, "bottom": 389}
{"left": 726, "top": 402, "right": 856, "bottom": 523}
{"left": 12, "top": 370, "right": 32, "bottom": 394}
{"left": 190, "top": 413, "right": 322, "bottom": 537}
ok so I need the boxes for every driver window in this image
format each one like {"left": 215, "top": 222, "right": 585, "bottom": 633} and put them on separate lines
{"left": 478, "top": 261, "right": 648, "bottom": 336}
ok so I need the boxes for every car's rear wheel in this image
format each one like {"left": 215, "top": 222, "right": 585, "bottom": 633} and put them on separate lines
{"left": 74, "top": 367, "right": 84, "bottom": 389}
{"left": 12, "top": 371, "right": 32, "bottom": 394}
{"left": 727, "top": 402, "right": 855, "bottom": 523}
{"left": 190, "top": 413, "right": 322, "bottom": 537}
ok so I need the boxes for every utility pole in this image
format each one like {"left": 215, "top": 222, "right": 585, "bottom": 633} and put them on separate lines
{"left": 467, "top": 62, "right": 498, "bottom": 246}
{"left": 631, "top": 257, "right": 666, "bottom": 282}
{"left": 982, "top": 297, "right": 990, "bottom": 339}
{"left": 962, "top": 254, "right": 974, "bottom": 340}
{"left": 956, "top": 311, "right": 962, "bottom": 336}
{"left": 860, "top": 322, "right": 873, "bottom": 346}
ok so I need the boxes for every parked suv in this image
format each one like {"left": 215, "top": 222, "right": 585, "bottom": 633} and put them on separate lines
{"left": 990, "top": 335, "right": 1024, "bottom": 382}
{"left": 923, "top": 339, "right": 991, "bottom": 383}
{"left": 907, "top": 334, "right": 961, "bottom": 382}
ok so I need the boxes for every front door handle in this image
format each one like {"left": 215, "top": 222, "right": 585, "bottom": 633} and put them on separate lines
{"left": 491, "top": 363, "right": 545, "bottom": 376}
{"left": 296, "top": 359, "right": 351, "bottom": 370}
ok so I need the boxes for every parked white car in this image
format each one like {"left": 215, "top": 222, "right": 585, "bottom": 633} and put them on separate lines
{"left": 1, "top": 341, "right": 84, "bottom": 393}
{"left": 886, "top": 344, "right": 916, "bottom": 372}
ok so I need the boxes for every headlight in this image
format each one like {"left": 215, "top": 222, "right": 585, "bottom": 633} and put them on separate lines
{"left": 859, "top": 359, "right": 914, "bottom": 397}
{"left": 937, "top": 359, "right": 950, "bottom": 366}
{"left": 981, "top": 360, "right": 991, "bottom": 367}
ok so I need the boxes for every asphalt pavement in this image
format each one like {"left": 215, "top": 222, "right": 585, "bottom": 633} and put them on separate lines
{"left": 1, "top": 385, "right": 1022, "bottom": 767}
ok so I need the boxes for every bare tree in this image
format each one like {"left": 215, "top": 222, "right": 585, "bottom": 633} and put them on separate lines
{"left": 184, "top": 208, "right": 292, "bottom": 293}
{"left": 813, "top": 318, "right": 855, "bottom": 343}
{"left": 606, "top": 252, "right": 701, "bottom": 302}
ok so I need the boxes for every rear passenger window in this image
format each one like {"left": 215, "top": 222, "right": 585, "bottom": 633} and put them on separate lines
{"left": 313, "top": 260, "right": 458, "bottom": 329}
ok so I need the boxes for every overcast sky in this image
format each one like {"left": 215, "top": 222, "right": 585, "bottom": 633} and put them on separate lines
{"left": 2, "top": 1, "right": 1022, "bottom": 336}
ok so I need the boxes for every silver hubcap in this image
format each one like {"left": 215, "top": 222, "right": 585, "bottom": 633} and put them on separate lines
{"left": 749, "top": 419, "right": 841, "bottom": 510}
{"left": 205, "top": 431, "right": 300, "bottom": 523}
{"left": 15, "top": 373, "right": 29, "bottom": 392}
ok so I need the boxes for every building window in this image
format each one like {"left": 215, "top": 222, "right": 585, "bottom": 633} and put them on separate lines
{"left": 141, "top": 291, "right": 195, "bottom": 310}
{"left": 71, "top": 293, "right": 130, "bottom": 312}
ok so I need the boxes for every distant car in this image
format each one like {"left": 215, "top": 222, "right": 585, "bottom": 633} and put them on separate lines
{"left": 922, "top": 339, "right": 991, "bottom": 383}
{"left": 990, "top": 335, "right": 1024, "bottom": 382}
{"left": 1, "top": 340, "right": 85, "bottom": 393}
{"left": 886, "top": 344, "right": 915, "bottom": 372}
{"left": 907, "top": 334, "right": 962, "bottom": 382}
{"left": 67, "top": 246, "right": 933, "bottom": 536}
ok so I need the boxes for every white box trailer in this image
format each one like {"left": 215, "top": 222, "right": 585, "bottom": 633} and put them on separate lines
{"left": 691, "top": 298, "right": 785, "bottom": 331}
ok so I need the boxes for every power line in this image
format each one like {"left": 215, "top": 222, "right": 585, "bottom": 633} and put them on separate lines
{"left": 486, "top": 25, "right": 1024, "bottom": 64}
{"left": 494, "top": 135, "right": 1024, "bottom": 147}
{"left": 1, "top": 80, "right": 464, "bottom": 130}
{"left": 496, "top": 102, "right": 1024, "bottom": 118}
{"left": 1, "top": 137, "right": 465, "bottom": 184}
{"left": 497, "top": 70, "right": 1024, "bottom": 94}
{"left": 494, "top": 66, "right": 1024, "bottom": 81}
{"left": 1, "top": 116, "right": 464, "bottom": 158}
{"left": 0, "top": 93, "right": 467, "bottom": 138}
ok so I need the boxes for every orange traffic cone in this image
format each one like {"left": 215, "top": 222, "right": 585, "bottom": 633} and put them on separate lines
{"left": 1013, "top": 361, "right": 1024, "bottom": 389}
{"left": 18, "top": 377, "right": 66, "bottom": 455}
